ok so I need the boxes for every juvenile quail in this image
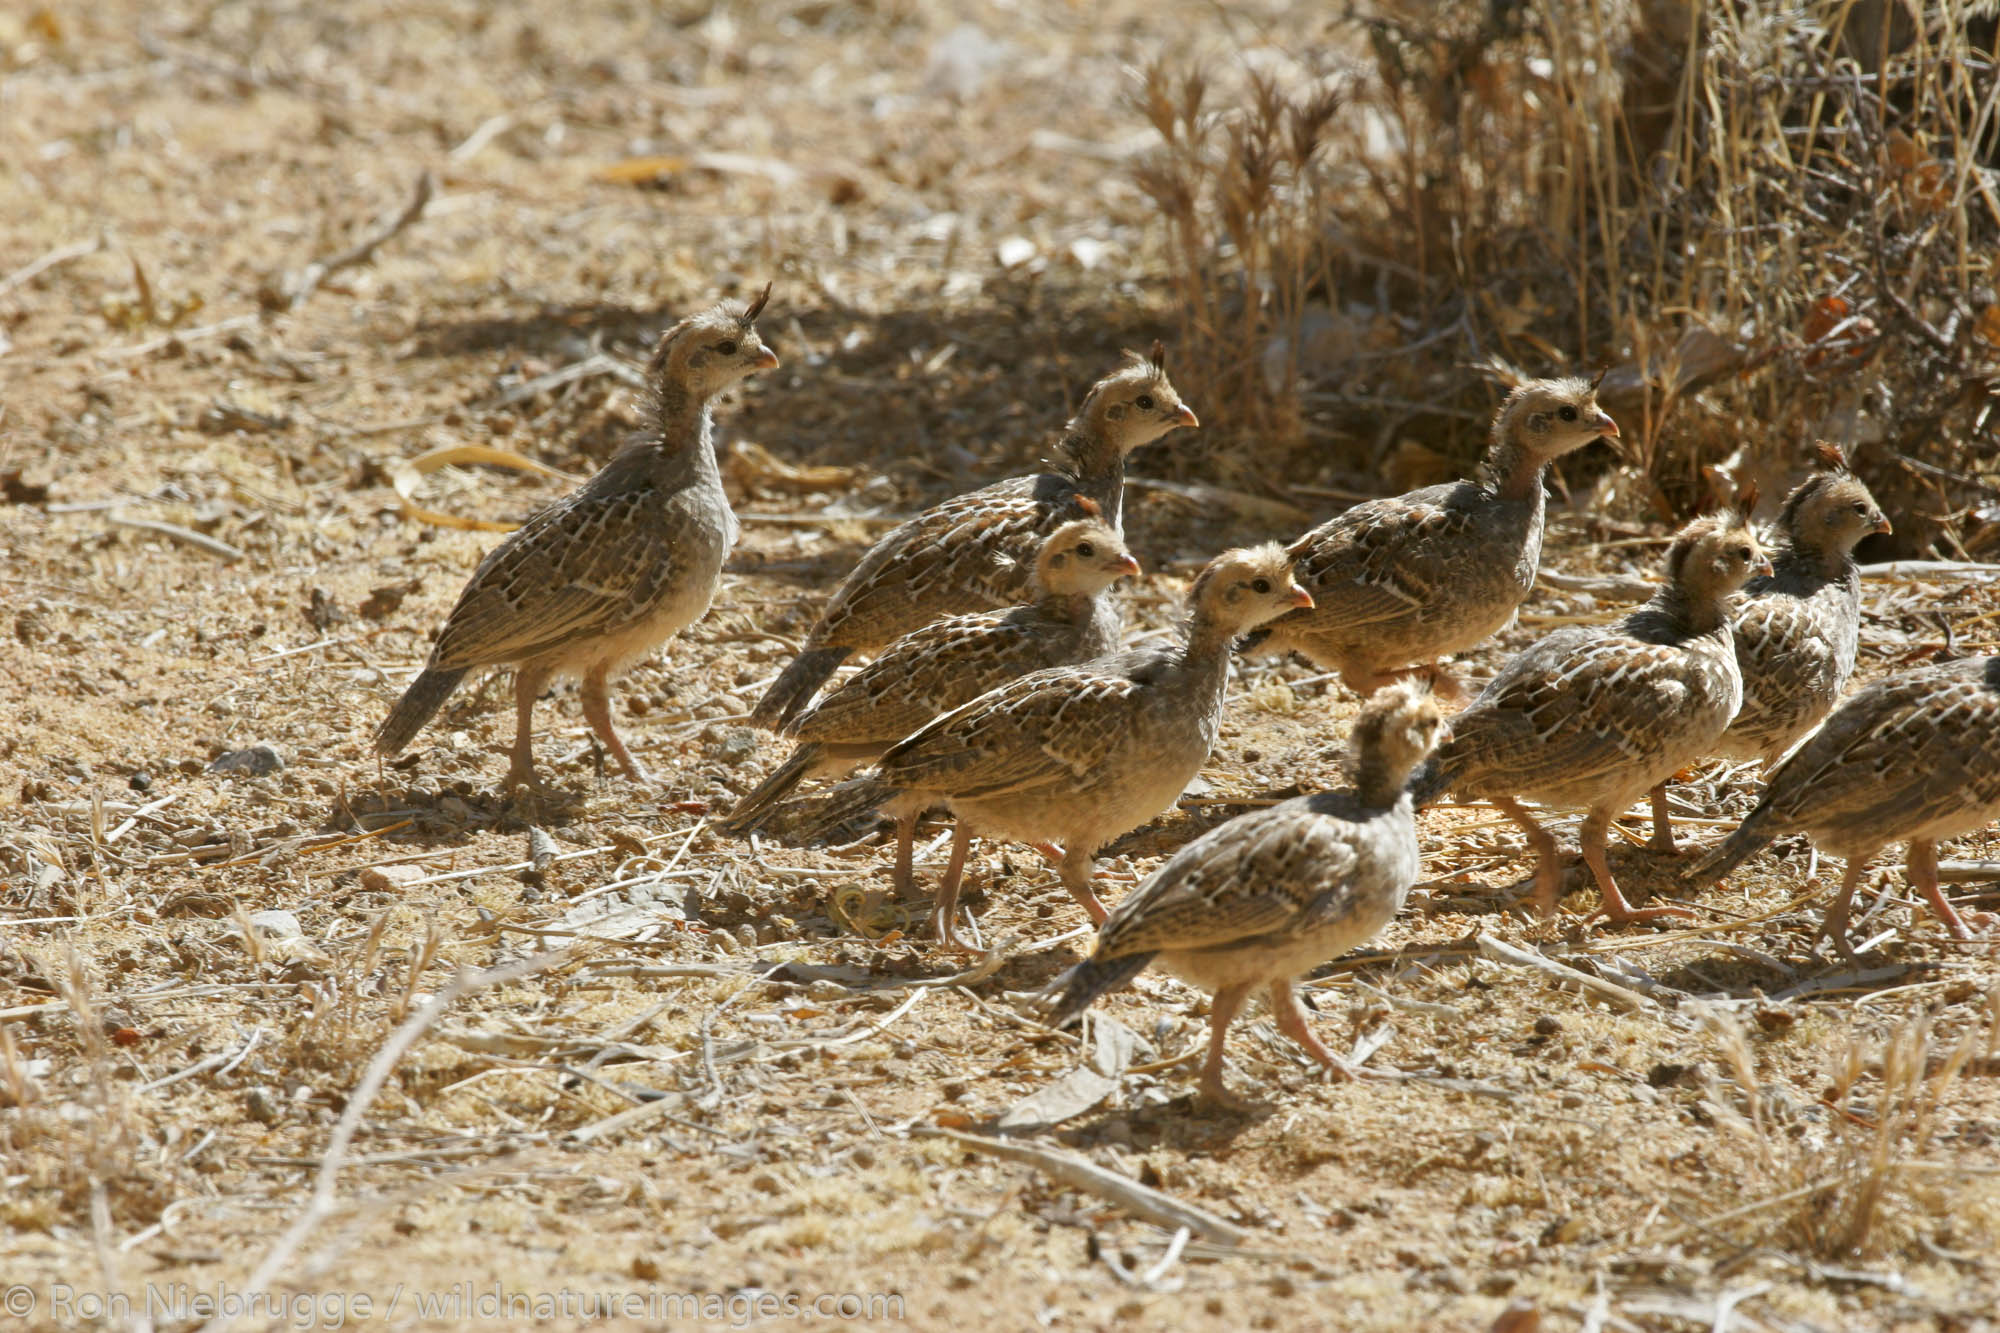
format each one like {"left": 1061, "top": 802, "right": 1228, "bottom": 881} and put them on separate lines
{"left": 374, "top": 286, "right": 777, "bottom": 790}
{"left": 1717, "top": 442, "right": 1890, "bottom": 765}
{"left": 1684, "top": 654, "right": 2000, "bottom": 955}
{"left": 717, "top": 507, "right": 1141, "bottom": 893}
{"left": 797, "top": 546, "right": 1312, "bottom": 950}
{"left": 1250, "top": 375, "right": 1618, "bottom": 696}
{"left": 749, "top": 345, "right": 1196, "bottom": 730}
{"left": 1410, "top": 506, "right": 1770, "bottom": 925}
{"left": 1051, "top": 680, "right": 1446, "bottom": 1109}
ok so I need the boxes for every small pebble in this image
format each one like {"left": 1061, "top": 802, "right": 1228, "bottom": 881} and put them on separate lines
{"left": 128, "top": 770, "right": 152, "bottom": 792}
{"left": 208, "top": 744, "right": 285, "bottom": 777}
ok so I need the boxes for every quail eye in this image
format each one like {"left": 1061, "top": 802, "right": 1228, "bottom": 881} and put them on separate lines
{"left": 1136, "top": 394, "right": 1155, "bottom": 411}
{"left": 1735, "top": 546, "right": 1752, "bottom": 560}
{"left": 1559, "top": 405, "right": 1578, "bottom": 422}
{"left": 1077, "top": 541, "right": 1095, "bottom": 557}
{"left": 717, "top": 340, "right": 738, "bottom": 355}
{"left": 1851, "top": 501, "right": 1869, "bottom": 514}
{"left": 1251, "top": 578, "right": 1272, "bottom": 595}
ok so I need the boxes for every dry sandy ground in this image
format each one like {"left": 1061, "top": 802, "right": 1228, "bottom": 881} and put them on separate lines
{"left": 4, "top": 4, "right": 1999, "bottom": 1331}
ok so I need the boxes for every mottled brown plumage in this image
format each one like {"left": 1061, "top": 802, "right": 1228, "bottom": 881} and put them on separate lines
{"left": 797, "top": 545, "right": 1311, "bottom": 950}
{"left": 1685, "top": 654, "right": 2000, "bottom": 955}
{"left": 374, "top": 287, "right": 777, "bottom": 789}
{"left": 1412, "top": 507, "right": 1770, "bottom": 925}
{"left": 1051, "top": 680, "right": 1446, "bottom": 1108}
{"left": 716, "top": 512, "right": 1140, "bottom": 888}
{"left": 1718, "top": 443, "right": 1890, "bottom": 765}
{"left": 1252, "top": 375, "right": 1617, "bottom": 696}
{"left": 749, "top": 346, "right": 1196, "bottom": 730}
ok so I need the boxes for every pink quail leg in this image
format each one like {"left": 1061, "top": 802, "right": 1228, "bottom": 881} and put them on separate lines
{"left": 1581, "top": 809, "right": 1696, "bottom": 926}
{"left": 1196, "top": 982, "right": 1262, "bottom": 1112}
{"left": 581, "top": 665, "right": 650, "bottom": 783}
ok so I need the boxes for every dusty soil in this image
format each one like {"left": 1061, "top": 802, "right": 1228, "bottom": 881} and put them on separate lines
{"left": 4, "top": 4, "right": 1999, "bottom": 1331}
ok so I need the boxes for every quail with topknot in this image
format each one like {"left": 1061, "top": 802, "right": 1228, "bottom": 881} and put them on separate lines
{"left": 1249, "top": 374, "right": 1618, "bottom": 697}
{"left": 375, "top": 286, "right": 777, "bottom": 790}
{"left": 1410, "top": 505, "right": 1770, "bottom": 925}
{"left": 797, "top": 545, "right": 1311, "bottom": 951}
{"left": 1683, "top": 654, "right": 2000, "bottom": 955}
{"left": 717, "top": 507, "right": 1141, "bottom": 895}
{"left": 1052, "top": 679, "right": 1446, "bottom": 1109}
{"left": 1717, "top": 442, "right": 1890, "bottom": 766}
{"left": 749, "top": 345, "right": 1196, "bottom": 730}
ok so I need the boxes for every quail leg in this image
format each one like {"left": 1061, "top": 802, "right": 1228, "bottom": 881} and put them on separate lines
{"left": 505, "top": 662, "right": 555, "bottom": 791}
{"left": 1058, "top": 845, "right": 1111, "bottom": 925}
{"left": 1814, "top": 857, "right": 1871, "bottom": 960}
{"left": 580, "top": 665, "right": 650, "bottom": 783}
{"left": 931, "top": 822, "right": 979, "bottom": 954}
{"left": 1493, "top": 797, "right": 1566, "bottom": 918}
{"left": 1581, "top": 808, "right": 1696, "bottom": 925}
{"left": 1906, "top": 839, "right": 1980, "bottom": 941}
{"left": 1648, "top": 783, "right": 1679, "bottom": 855}
{"left": 1271, "top": 981, "right": 1372, "bottom": 1081}
{"left": 1196, "top": 982, "right": 1261, "bottom": 1111}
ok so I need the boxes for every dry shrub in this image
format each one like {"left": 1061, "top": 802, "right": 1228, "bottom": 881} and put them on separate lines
{"left": 1137, "top": 0, "right": 2000, "bottom": 550}
{"left": 1695, "top": 993, "right": 2000, "bottom": 1261}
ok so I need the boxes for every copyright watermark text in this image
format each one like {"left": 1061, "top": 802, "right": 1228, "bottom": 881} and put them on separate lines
{"left": 2, "top": 1281, "right": 903, "bottom": 1328}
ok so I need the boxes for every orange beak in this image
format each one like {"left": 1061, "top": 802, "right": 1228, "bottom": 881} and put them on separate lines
{"left": 1872, "top": 514, "right": 1893, "bottom": 536}
{"left": 1172, "top": 404, "right": 1199, "bottom": 429}
{"left": 1592, "top": 410, "right": 1619, "bottom": 438}
{"left": 1108, "top": 553, "right": 1142, "bottom": 578}
{"left": 1287, "top": 583, "right": 1314, "bottom": 609}
{"left": 754, "top": 348, "right": 780, "bottom": 371}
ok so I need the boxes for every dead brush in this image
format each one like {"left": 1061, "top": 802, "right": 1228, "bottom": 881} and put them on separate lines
{"left": 1136, "top": 2, "right": 1998, "bottom": 547}
{"left": 1130, "top": 58, "right": 1346, "bottom": 467}
{"left": 1690, "top": 992, "right": 2000, "bottom": 1261}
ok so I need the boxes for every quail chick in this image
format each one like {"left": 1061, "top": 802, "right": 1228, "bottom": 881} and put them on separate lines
{"left": 749, "top": 344, "right": 1196, "bottom": 730}
{"left": 1051, "top": 680, "right": 1447, "bottom": 1109}
{"left": 1717, "top": 443, "right": 1890, "bottom": 765}
{"left": 717, "top": 506, "right": 1141, "bottom": 893}
{"left": 798, "top": 546, "right": 1312, "bottom": 950}
{"left": 1683, "top": 654, "right": 2000, "bottom": 955}
{"left": 1250, "top": 375, "right": 1618, "bottom": 696}
{"left": 1410, "top": 507, "right": 1771, "bottom": 925}
{"left": 374, "top": 286, "right": 777, "bottom": 790}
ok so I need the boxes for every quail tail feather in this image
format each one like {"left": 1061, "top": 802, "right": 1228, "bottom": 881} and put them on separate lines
{"left": 750, "top": 646, "right": 852, "bottom": 731}
{"left": 1681, "top": 807, "right": 1780, "bottom": 890}
{"left": 374, "top": 666, "right": 470, "bottom": 756}
{"left": 791, "top": 773, "right": 901, "bottom": 842}
{"left": 1049, "top": 951, "right": 1157, "bottom": 1029}
{"left": 716, "top": 743, "right": 823, "bottom": 837}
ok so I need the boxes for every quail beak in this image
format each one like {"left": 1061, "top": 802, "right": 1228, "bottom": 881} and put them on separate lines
{"left": 1591, "top": 409, "right": 1619, "bottom": 440}
{"left": 1286, "top": 582, "right": 1314, "bottom": 610}
{"left": 1872, "top": 513, "right": 1893, "bottom": 536}
{"left": 1107, "top": 553, "right": 1142, "bottom": 578}
{"left": 1171, "top": 404, "right": 1200, "bottom": 429}
{"left": 1754, "top": 554, "right": 1775, "bottom": 578}
{"left": 753, "top": 347, "right": 780, "bottom": 371}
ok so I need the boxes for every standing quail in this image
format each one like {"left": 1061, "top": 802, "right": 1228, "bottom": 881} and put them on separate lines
{"left": 749, "top": 345, "right": 1196, "bottom": 730}
{"left": 1410, "top": 506, "right": 1771, "bottom": 925}
{"left": 796, "top": 546, "right": 1312, "bottom": 950}
{"left": 374, "top": 286, "right": 777, "bottom": 790}
{"left": 1249, "top": 375, "right": 1618, "bottom": 696}
{"left": 1051, "top": 680, "right": 1447, "bottom": 1109}
{"left": 1683, "top": 654, "right": 2000, "bottom": 955}
{"left": 716, "top": 506, "right": 1141, "bottom": 895}
{"left": 1717, "top": 443, "right": 1890, "bottom": 765}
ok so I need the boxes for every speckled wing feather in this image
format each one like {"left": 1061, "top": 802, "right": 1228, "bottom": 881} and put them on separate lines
{"left": 1092, "top": 800, "right": 1366, "bottom": 958}
{"left": 873, "top": 653, "right": 1156, "bottom": 800}
{"left": 791, "top": 607, "right": 1068, "bottom": 745}
{"left": 1283, "top": 486, "right": 1472, "bottom": 629}
{"left": 1439, "top": 628, "right": 1711, "bottom": 796}
{"left": 427, "top": 483, "right": 678, "bottom": 669}
{"left": 1727, "top": 592, "right": 1842, "bottom": 749}
{"left": 1756, "top": 654, "right": 2000, "bottom": 838}
{"left": 811, "top": 475, "right": 1067, "bottom": 646}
